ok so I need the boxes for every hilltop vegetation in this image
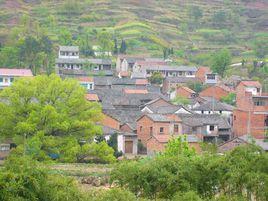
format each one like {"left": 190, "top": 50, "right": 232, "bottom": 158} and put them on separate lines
{"left": 0, "top": 0, "right": 267, "bottom": 60}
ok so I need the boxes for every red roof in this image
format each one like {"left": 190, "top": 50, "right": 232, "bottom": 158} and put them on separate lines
{"left": 119, "top": 71, "right": 129, "bottom": 77}
{"left": 135, "top": 79, "right": 148, "bottom": 85}
{"left": 240, "top": 81, "right": 262, "bottom": 88}
{"left": 78, "top": 77, "right": 93, "bottom": 82}
{"left": 179, "top": 86, "right": 195, "bottom": 94}
{"left": 124, "top": 89, "right": 148, "bottom": 94}
{"left": 0, "top": 68, "right": 33, "bottom": 77}
{"left": 85, "top": 94, "right": 99, "bottom": 101}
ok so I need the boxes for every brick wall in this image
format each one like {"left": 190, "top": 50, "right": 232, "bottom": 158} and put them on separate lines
{"left": 101, "top": 114, "right": 120, "bottom": 130}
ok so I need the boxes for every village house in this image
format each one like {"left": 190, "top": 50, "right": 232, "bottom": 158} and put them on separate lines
{"left": 55, "top": 46, "right": 112, "bottom": 78}
{"left": 195, "top": 66, "right": 211, "bottom": 83}
{"left": 170, "top": 86, "right": 197, "bottom": 100}
{"left": 78, "top": 77, "right": 94, "bottom": 90}
{"left": 192, "top": 100, "right": 234, "bottom": 124}
{"left": 218, "top": 135, "right": 268, "bottom": 153}
{"left": 178, "top": 114, "right": 232, "bottom": 143}
{"left": 137, "top": 65, "right": 198, "bottom": 79}
{"left": 101, "top": 114, "right": 138, "bottom": 155}
{"left": 0, "top": 68, "right": 33, "bottom": 88}
{"left": 85, "top": 93, "right": 99, "bottom": 102}
{"left": 162, "top": 76, "right": 201, "bottom": 94}
{"left": 141, "top": 97, "right": 192, "bottom": 114}
{"left": 233, "top": 81, "right": 268, "bottom": 139}
{"left": 199, "top": 84, "right": 233, "bottom": 101}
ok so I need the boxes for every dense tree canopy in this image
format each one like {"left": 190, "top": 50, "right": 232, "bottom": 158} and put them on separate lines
{"left": 0, "top": 74, "right": 102, "bottom": 140}
{"left": 211, "top": 48, "right": 232, "bottom": 77}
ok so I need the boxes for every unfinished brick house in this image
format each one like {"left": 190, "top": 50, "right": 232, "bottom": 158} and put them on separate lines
{"left": 136, "top": 114, "right": 182, "bottom": 148}
{"left": 233, "top": 81, "right": 268, "bottom": 139}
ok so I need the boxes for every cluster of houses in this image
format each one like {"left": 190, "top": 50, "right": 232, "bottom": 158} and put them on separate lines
{"left": 0, "top": 46, "right": 267, "bottom": 159}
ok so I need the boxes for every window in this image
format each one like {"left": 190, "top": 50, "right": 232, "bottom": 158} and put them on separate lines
{"left": 209, "top": 125, "right": 215, "bottom": 131}
{"left": 192, "top": 127, "right": 197, "bottom": 132}
{"left": 0, "top": 77, "right": 3, "bottom": 82}
{"left": 265, "top": 116, "right": 268, "bottom": 127}
{"left": 254, "top": 101, "right": 264, "bottom": 106}
{"left": 150, "top": 127, "right": 153, "bottom": 135}
{"left": 219, "top": 111, "right": 222, "bottom": 114}
{"left": 140, "top": 126, "right": 142, "bottom": 131}
{"left": 4, "top": 78, "right": 8, "bottom": 83}
{"left": 234, "top": 115, "right": 236, "bottom": 121}
{"left": 160, "top": 127, "right": 164, "bottom": 133}
{"left": 201, "top": 110, "right": 204, "bottom": 114}
{"left": 174, "top": 125, "right": 179, "bottom": 133}
{"left": 10, "top": 78, "right": 14, "bottom": 82}
{"left": 257, "top": 88, "right": 260, "bottom": 93}
{"left": 207, "top": 74, "right": 216, "bottom": 80}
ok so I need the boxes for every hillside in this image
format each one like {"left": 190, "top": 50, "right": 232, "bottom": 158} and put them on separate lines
{"left": 0, "top": 0, "right": 267, "bottom": 64}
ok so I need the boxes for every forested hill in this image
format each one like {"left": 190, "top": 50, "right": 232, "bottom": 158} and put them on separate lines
{"left": 0, "top": 0, "right": 267, "bottom": 65}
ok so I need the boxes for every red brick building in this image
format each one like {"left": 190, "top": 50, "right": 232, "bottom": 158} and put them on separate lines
{"left": 233, "top": 81, "right": 268, "bottom": 139}
{"left": 199, "top": 85, "right": 232, "bottom": 100}
{"left": 195, "top": 66, "right": 211, "bottom": 83}
{"left": 136, "top": 114, "right": 182, "bottom": 147}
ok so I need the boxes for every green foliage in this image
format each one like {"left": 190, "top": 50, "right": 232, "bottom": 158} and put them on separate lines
{"left": 0, "top": 74, "right": 102, "bottom": 139}
{"left": 120, "top": 39, "right": 127, "bottom": 54}
{"left": 253, "top": 38, "right": 268, "bottom": 59}
{"left": 82, "top": 141, "right": 116, "bottom": 163}
{"left": 149, "top": 72, "right": 164, "bottom": 85}
{"left": 212, "top": 10, "right": 227, "bottom": 28}
{"left": 111, "top": 145, "right": 268, "bottom": 200}
{"left": 172, "top": 191, "right": 203, "bottom": 201}
{"left": 107, "top": 133, "right": 123, "bottom": 158}
{"left": 163, "top": 136, "right": 196, "bottom": 158}
{"left": 220, "top": 93, "right": 236, "bottom": 106}
{"left": 59, "top": 28, "right": 73, "bottom": 46}
{"left": 171, "top": 95, "right": 190, "bottom": 106}
{"left": 0, "top": 156, "right": 84, "bottom": 201}
{"left": 88, "top": 188, "right": 136, "bottom": 201}
{"left": 187, "top": 81, "right": 205, "bottom": 93}
{"left": 97, "top": 30, "right": 114, "bottom": 56}
{"left": 211, "top": 48, "right": 232, "bottom": 77}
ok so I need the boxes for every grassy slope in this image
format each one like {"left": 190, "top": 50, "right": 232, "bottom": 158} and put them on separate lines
{"left": 0, "top": 0, "right": 267, "bottom": 60}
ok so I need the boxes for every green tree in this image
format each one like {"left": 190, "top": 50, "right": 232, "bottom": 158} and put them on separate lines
{"left": 220, "top": 93, "right": 236, "bottom": 106}
{"left": 163, "top": 136, "right": 196, "bottom": 158}
{"left": 0, "top": 156, "right": 84, "bottom": 200}
{"left": 253, "top": 38, "right": 268, "bottom": 59}
{"left": 0, "top": 74, "right": 102, "bottom": 140}
{"left": 97, "top": 30, "right": 114, "bottom": 57}
{"left": 188, "top": 6, "right": 203, "bottom": 27}
{"left": 59, "top": 28, "right": 73, "bottom": 45}
{"left": 0, "top": 46, "right": 20, "bottom": 67}
{"left": 149, "top": 72, "right": 164, "bottom": 85}
{"left": 119, "top": 39, "right": 127, "bottom": 54}
{"left": 212, "top": 10, "right": 227, "bottom": 28}
{"left": 211, "top": 49, "right": 232, "bottom": 77}
{"left": 171, "top": 95, "right": 190, "bottom": 106}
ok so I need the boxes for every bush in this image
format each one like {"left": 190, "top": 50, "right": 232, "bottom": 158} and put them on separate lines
{"left": 172, "top": 191, "right": 203, "bottom": 201}
{"left": 0, "top": 156, "right": 84, "bottom": 201}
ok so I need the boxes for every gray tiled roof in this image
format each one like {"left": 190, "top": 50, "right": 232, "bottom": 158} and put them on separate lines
{"left": 103, "top": 109, "right": 142, "bottom": 129}
{"left": 193, "top": 101, "right": 235, "bottom": 112}
{"left": 146, "top": 114, "right": 171, "bottom": 122}
{"left": 56, "top": 58, "right": 112, "bottom": 65}
{"left": 146, "top": 105, "right": 191, "bottom": 114}
{"left": 146, "top": 66, "right": 197, "bottom": 72}
{"left": 178, "top": 114, "right": 231, "bottom": 129}
{"left": 59, "top": 46, "right": 79, "bottom": 52}
{"left": 164, "top": 77, "right": 201, "bottom": 83}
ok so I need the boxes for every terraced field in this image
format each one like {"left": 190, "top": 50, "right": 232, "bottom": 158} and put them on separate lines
{"left": 0, "top": 0, "right": 267, "bottom": 60}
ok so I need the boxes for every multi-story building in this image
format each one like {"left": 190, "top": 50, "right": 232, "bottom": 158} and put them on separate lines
{"left": 233, "top": 81, "right": 268, "bottom": 139}
{"left": 56, "top": 46, "right": 112, "bottom": 77}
